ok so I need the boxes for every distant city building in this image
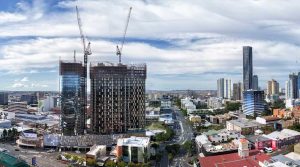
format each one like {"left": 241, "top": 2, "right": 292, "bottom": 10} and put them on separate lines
{"left": 59, "top": 61, "right": 85, "bottom": 136}
{"left": 20, "top": 94, "right": 37, "bottom": 105}
{"left": 233, "top": 82, "right": 242, "bottom": 100}
{"left": 286, "top": 73, "right": 298, "bottom": 99}
{"left": 217, "top": 78, "right": 231, "bottom": 99}
{"left": 252, "top": 75, "right": 258, "bottom": 90}
{"left": 181, "top": 97, "right": 196, "bottom": 114}
{"left": 242, "top": 90, "right": 265, "bottom": 116}
{"left": 243, "top": 46, "right": 253, "bottom": 91}
{"left": 39, "top": 95, "right": 59, "bottom": 112}
{"left": 267, "top": 79, "right": 279, "bottom": 96}
{"left": 90, "top": 63, "right": 146, "bottom": 134}
{"left": 0, "top": 92, "right": 8, "bottom": 105}
{"left": 116, "top": 136, "right": 150, "bottom": 163}
{"left": 207, "top": 97, "right": 223, "bottom": 109}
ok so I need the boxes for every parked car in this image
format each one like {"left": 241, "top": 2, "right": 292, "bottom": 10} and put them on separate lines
{"left": 263, "top": 147, "right": 273, "bottom": 153}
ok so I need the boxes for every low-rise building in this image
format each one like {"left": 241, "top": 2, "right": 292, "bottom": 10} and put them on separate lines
{"left": 181, "top": 97, "right": 196, "bottom": 114}
{"left": 247, "top": 135, "right": 272, "bottom": 150}
{"left": 8, "top": 102, "right": 27, "bottom": 113}
{"left": 256, "top": 116, "right": 282, "bottom": 130}
{"left": 207, "top": 97, "right": 223, "bottom": 109}
{"left": 273, "top": 108, "right": 293, "bottom": 119}
{"left": 86, "top": 145, "right": 107, "bottom": 162}
{"left": 226, "top": 118, "right": 262, "bottom": 135}
{"left": 16, "top": 129, "right": 42, "bottom": 148}
{"left": 208, "top": 130, "right": 241, "bottom": 144}
{"left": 263, "top": 129, "right": 300, "bottom": 150}
{"left": 116, "top": 136, "right": 150, "bottom": 163}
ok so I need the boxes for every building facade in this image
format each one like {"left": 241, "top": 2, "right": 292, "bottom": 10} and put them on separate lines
{"left": 60, "top": 61, "right": 86, "bottom": 136}
{"left": 233, "top": 82, "right": 242, "bottom": 100}
{"left": 217, "top": 78, "right": 231, "bottom": 99}
{"left": 90, "top": 63, "right": 146, "bottom": 134}
{"left": 286, "top": 73, "right": 298, "bottom": 99}
{"left": 0, "top": 92, "right": 8, "bottom": 105}
{"left": 252, "top": 75, "right": 258, "bottom": 90}
{"left": 267, "top": 79, "right": 279, "bottom": 96}
{"left": 243, "top": 46, "right": 253, "bottom": 91}
{"left": 242, "top": 90, "right": 264, "bottom": 116}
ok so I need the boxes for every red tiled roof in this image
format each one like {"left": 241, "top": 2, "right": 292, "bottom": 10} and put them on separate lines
{"left": 199, "top": 150, "right": 270, "bottom": 167}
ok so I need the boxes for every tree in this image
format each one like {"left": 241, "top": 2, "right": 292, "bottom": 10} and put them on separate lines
{"left": 105, "top": 160, "right": 116, "bottom": 167}
{"left": 225, "top": 102, "right": 241, "bottom": 111}
{"left": 44, "top": 123, "right": 48, "bottom": 130}
{"left": 2, "top": 129, "right": 7, "bottom": 139}
{"left": 117, "top": 161, "right": 127, "bottom": 167}
{"left": 182, "top": 141, "right": 193, "bottom": 155}
{"left": 128, "top": 162, "right": 136, "bottom": 167}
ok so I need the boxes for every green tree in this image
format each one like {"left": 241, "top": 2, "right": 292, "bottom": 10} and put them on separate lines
{"left": 2, "top": 129, "right": 7, "bottom": 139}
{"left": 117, "top": 161, "right": 127, "bottom": 167}
{"left": 182, "top": 141, "right": 193, "bottom": 155}
{"left": 128, "top": 162, "right": 136, "bottom": 167}
{"left": 225, "top": 102, "right": 241, "bottom": 111}
{"left": 105, "top": 160, "right": 116, "bottom": 167}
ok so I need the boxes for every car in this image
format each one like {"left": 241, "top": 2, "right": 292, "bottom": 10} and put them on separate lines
{"left": 75, "top": 150, "right": 81, "bottom": 154}
{"left": 47, "top": 149, "right": 55, "bottom": 153}
{"left": 15, "top": 148, "right": 20, "bottom": 151}
{"left": 263, "top": 147, "right": 273, "bottom": 153}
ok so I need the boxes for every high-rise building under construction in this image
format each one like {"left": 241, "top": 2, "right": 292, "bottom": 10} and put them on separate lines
{"left": 90, "top": 63, "right": 147, "bottom": 134}
{"left": 59, "top": 61, "right": 86, "bottom": 136}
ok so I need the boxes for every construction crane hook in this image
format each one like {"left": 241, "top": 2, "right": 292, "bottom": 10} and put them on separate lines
{"left": 116, "top": 7, "right": 132, "bottom": 64}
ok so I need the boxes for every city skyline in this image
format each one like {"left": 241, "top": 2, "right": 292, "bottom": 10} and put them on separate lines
{"left": 1, "top": 0, "right": 300, "bottom": 90}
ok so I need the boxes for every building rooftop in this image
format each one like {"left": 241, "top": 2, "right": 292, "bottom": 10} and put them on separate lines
{"left": 117, "top": 136, "right": 150, "bottom": 148}
{"left": 199, "top": 150, "right": 270, "bottom": 167}
{"left": 0, "top": 152, "right": 29, "bottom": 167}
{"left": 264, "top": 129, "right": 300, "bottom": 140}
{"left": 86, "top": 145, "right": 106, "bottom": 156}
{"left": 262, "top": 116, "right": 281, "bottom": 122}
{"left": 248, "top": 135, "right": 272, "bottom": 143}
{"left": 228, "top": 118, "right": 260, "bottom": 128}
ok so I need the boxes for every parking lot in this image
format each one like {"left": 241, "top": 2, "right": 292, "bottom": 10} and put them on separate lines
{"left": 0, "top": 143, "right": 67, "bottom": 167}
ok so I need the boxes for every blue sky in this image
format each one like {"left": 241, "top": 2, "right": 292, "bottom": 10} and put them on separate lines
{"left": 1, "top": 0, "right": 300, "bottom": 91}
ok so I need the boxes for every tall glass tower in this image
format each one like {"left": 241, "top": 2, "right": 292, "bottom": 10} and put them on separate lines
{"left": 243, "top": 46, "right": 253, "bottom": 91}
{"left": 59, "top": 61, "right": 85, "bottom": 136}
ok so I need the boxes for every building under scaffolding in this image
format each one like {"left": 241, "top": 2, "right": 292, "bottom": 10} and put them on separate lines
{"left": 90, "top": 62, "right": 147, "bottom": 134}
{"left": 59, "top": 61, "right": 86, "bottom": 136}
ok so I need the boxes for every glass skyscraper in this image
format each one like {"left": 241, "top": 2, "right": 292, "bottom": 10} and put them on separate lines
{"left": 60, "top": 61, "right": 85, "bottom": 136}
{"left": 252, "top": 75, "right": 258, "bottom": 90}
{"left": 242, "top": 90, "right": 264, "bottom": 116}
{"left": 243, "top": 46, "right": 253, "bottom": 91}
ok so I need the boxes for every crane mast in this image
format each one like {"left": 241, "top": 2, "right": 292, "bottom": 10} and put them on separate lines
{"left": 116, "top": 7, "right": 132, "bottom": 64}
{"left": 76, "top": 6, "right": 91, "bottom": 134}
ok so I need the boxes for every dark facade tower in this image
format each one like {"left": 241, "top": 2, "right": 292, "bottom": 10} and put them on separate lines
{"left": 252, "top": 75, "right": 258, "bottom": 90}
{"left": 90, "top": 63, "right": 146, "bottom": 134}
{"left": 60, "top": 61, "right": 85, "bottom": 136}
{"left": 0, "top": 92, "right": 8, "bottom": 105}
{"left": 243, "top": 46, "right": 253, "bottom": 91}
{"left": 289, "top": 73, "right": 298, "bottom": 99}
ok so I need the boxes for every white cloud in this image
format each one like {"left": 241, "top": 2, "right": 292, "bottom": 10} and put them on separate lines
{"left": 20, "top": 77, "right": 29, "bottom": 82}
{"left": 1, "top": 0, "right": 300, "bottom": 90}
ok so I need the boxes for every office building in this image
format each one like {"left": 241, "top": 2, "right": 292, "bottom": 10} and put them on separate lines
{"left": 252, "top": 75, "right": 258, "bottom": 90}
{"left": 0, "top": 92, "right": 8, "bottom": 105}
{"left": 8, "top": 102, "right": 27, "bottom": 113}
{"left": 243, "top": 46, "right": 253, "bottom": 91}
{"left": 20, "top": 94, "right": 37, "bottom": 105}
{"left": 233, "top": 82, "right": 242, "bottom": 100}
{"left": 242, "top": 90, "right": 265, "bottom": 116}
{"left": 267, "top": 79, "right": 279, "bottom": 96}
{"left": 59, "top": 60, "right": 85, "bottom": 136}
{"left": 90, "top": 63, "right": 146, "bottom": 134}
{"left": 217, "top": 78, "right": 231, "bottom": 99}
{"left": 286, "top": 73, "right": 298, "bottom": 99}
{"left": 116, "top": 136, "right": 150, "bottom": 163}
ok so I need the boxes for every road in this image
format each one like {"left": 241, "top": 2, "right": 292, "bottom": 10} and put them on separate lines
{"left": 158, "top": 106, "right": 194, "bottom": 167}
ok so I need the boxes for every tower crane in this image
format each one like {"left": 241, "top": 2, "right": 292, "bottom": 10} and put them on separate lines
{"left": 76, "top": 6, "right": 91, "bottom": 134}
{"left": 116, "top": 7, "right": 132, "bottom": 64}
